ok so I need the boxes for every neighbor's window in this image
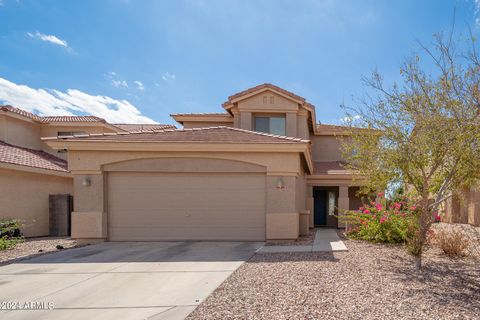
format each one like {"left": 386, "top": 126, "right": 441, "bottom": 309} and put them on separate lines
{"left": 254, "top": 116, "right": 286, "bottom": 135}
{"left": 57, "top": 131, "right": 86, "bottom": 137}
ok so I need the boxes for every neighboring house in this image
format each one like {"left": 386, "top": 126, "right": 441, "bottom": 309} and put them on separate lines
{"left": 0, "top": 105, "right": 175, "bottom": 236}
{"left": 444, "top": 188, "right": 480, "bottom": 226}
{"left": 42, "top": 83, "right": 364, "bottom": 243}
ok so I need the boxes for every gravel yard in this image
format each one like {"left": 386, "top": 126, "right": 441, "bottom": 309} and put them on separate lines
{"left": 0, "top": 237, "right": 78, "bottom": 265}
{"left": 188, "top": 232, "right": 480, "bottom": 320}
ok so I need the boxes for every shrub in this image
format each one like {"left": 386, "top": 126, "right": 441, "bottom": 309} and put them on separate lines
{"left": 0, "top": 218, "right": 24, "bottom": 251}
{"left": 343, "top": 193, "right": 417, "bottom": 244}
{"left": 434, "top": 229, "right": 469, "bottom": 257}
{"left": 0, "top": 236, "right": 24, "bottom": 250}
{"left": 0, "top": 218, "right": 23, "bottom": 238}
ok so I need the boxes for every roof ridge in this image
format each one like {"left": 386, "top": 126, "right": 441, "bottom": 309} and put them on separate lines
{"left": 47, "top": 125, "right": 310, "bottom": 143}
{"left": 223, "top": 83, "right": 306, "bottom": 106}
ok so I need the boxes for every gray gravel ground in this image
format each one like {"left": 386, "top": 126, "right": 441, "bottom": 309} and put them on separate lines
{"left": 188, "top": 232, "right": 480, "bottom": 320}
{"left": 432, "top": 222, "right": 480, "bottom": 258}
{"left": 0, "top": 237, "right": 77, "bottom": 265}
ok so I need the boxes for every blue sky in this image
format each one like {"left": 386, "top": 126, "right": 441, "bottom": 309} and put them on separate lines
{"left": 0, "top": 0, "right": 479, "bottom": 125}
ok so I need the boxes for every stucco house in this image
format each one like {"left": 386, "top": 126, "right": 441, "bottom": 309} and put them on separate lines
{"left": 0, "top": 105, "right": 174, "bottom": 236}
{"left": 32, "top": 83, "right": 366, "bottom": 243}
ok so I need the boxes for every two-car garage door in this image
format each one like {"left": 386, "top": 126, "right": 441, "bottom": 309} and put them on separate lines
{"left": 107, "top": 172, "right": 266, "bottom": 241}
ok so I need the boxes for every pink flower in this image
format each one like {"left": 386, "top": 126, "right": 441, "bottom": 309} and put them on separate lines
{"left": 380, "top": 217, "right": 387, "bottom": 223}
{"left": 359, "top": 206, "right": 365, "bottom": 211}
{"left": 409, "top": 205, "right": 416, "bottom": 211}
{"left": 364, "top": 209, "right": 371, "bottom": 214}
{"left": 394, "top": 202, "right": 401, "bottom": 210}
{"left": 378, "top": 191, "right": 385, "bottom": 197}
{"left": 435, "top": 214, "right": 441, "bottom": 222}
{"left": 375, "top": 203, "right": 382, "bottom": 211}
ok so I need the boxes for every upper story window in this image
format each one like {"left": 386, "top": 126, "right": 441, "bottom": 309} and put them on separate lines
{"left": 254, "top": 116, "right": 286, "bottom": 136}
{"left": 57, "top": 131, "right": 86, "bottom": 137}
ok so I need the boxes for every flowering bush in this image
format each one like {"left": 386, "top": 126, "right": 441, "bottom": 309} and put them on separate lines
{"left": 343, "top": 193, "right": 418, "bottom": 244}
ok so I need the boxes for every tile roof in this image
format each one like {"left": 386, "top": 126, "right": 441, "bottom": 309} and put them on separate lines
{"left": 0, "top": 105, "right": 43, "bottom": 122}
{"left": 170, "top": 112, "right": 232, "bottom": 117}
{"left": 1, "top": 105, "right": 105, "bottom": 124}
{"left": 52, "top": 126, "right": 310, "bottom": 143}
{"left": 113, "top": 124, "right": 177, "bottom": 132}
{"left": 0, "top": 141, "right": 68, "bottom": 172}
{"left": 313, "top": 161, "right": 349, "bottom": 174}
{"left": 42, "top": 115, "right": 107, "bottom": 123}
{"left": 223, "top": 83, "right": 306, "bottom": 106}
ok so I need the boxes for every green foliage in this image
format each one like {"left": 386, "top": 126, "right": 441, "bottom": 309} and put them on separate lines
{"left": 0, "top": 218, "right": 24, "bottom": 251}
{"left": 0, "top": 236, "right": 24, "bottom": 251}
{"left": 341, "top": 32, "right": 480, "bottom": 267}
{"left": 343, "top": 193, "right": 418, "bottom": 244}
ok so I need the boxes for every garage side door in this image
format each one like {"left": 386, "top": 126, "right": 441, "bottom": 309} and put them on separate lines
{"left": 108, "top": 172, "right": 266, "bottom": 241}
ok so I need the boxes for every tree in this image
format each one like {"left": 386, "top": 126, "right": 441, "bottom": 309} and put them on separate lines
{"left": 342, "top": 31, "right": 480, "bottom": 268}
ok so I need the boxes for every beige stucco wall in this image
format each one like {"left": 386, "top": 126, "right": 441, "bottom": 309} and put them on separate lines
{"left": 311, "top": 135, "right": 346, "bottom": 161}
{"left": 182, "top": 121, "right": 233, "bottom": 129}
{"left": 231, "top": 91, "right": 309, "bottom": 139}
{"left": 444, "top": 186, "right": 480, "bottom": 226}
{"left": 66, "top": 150, "right": 306, "bottom": 241}
{"left": 0, "top": 116, "right": 42, "bottom": 150}
{"left": 0, "top": 168, "right": 73, "bottom": 237}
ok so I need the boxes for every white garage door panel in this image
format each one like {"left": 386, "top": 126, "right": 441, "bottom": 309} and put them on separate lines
{"left": 108, "top": 173, "right": 266, "bottom": 241}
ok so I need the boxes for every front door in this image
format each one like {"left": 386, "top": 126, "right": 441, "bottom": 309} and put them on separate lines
{"left": 313, "top": 190, "right": 327, "bottom": 226}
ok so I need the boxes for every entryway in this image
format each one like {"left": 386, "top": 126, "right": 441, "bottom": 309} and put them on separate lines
{"left": 313, "top": 187, "right": 338, "bottom": 227}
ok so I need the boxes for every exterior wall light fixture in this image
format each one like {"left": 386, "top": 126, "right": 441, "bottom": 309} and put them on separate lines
{"left": 82, "top": 176, "right": 91, "bottom": 187}
{"left": 276, "top": 177, "right": 285, "bottom": 190}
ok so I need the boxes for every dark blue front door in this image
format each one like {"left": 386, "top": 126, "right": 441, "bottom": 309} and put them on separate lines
{"left": 313, "top": 190, "right": 327, "bottom": 226}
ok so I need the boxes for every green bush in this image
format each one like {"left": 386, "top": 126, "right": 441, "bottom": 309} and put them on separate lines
{"left": 0, "top": 218, "right": 24, "bottom": 251}
{"left": 342, "top": 193, "right": 417, "bottom": 244}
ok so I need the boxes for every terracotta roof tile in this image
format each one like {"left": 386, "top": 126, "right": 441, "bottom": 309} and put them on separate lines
{"left": 170, "top": 112, "right": 231, "bottom": 117}
{"left": 52, "top": 126, "right": 310, "bottom": 143}
{"left": 0, "top": 141, "right": 68, "bottom": 172}
{"left": 113, "top": 124, "right": 177, "bottom": 132}
{"left": 42, "top": 115, "right": 106, "bottom": 123}
{"left": 0, "top": 105, "right": 43, "bottom": 122}
{"left": 223, "top": 83, "right": 306, "bottom": 106}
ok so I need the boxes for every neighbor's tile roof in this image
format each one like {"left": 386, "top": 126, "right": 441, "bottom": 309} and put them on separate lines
{"left": 1, "top": 105, "right": 173, "bottom": 129}
{"left": 1, "top": 105, "right": 105, "bottom": 124}
{"left": 313, "top": 161, "right": 350, "bottom": 174}
{"left": 54, "top": 126, "right": 310, "bottom": 143}
{"left": 0, "top": 105, "right": 43, "bottom": 122}
{"left": 170, "top": 112, "right": 232, "bottom": 116}
{"left": 42, "top": 115, "right": 107, "bottom": 123}
{"left": 113, "top": 123, "right": 177, "bottom": 132}
{"left": 223, "top": 83, "right": 306, "bottom": 106}
{"left": 0, "top": 141, "right": 68, "bottom": 172}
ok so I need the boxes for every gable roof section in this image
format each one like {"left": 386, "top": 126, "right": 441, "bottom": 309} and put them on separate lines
{"left": 0, "top": 141, "right": 68, "bottom": 172}
{"left": 0, "top": 105, "right": 43, "bottom": 122}
{"left": 47, "top": 126, "right": 309, "bottom": 143}
{"left": 222, "top": 83, "right": 306, "bottom": 106}
{"left": 113, "top": 123, "right": 177, "bottom": 132}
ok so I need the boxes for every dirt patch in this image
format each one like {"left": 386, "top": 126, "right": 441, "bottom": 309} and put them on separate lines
{"left": 0, "top": 237, "right": 78, "bottom": 265}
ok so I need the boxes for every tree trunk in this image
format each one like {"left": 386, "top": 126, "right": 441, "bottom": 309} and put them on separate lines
{"left": 414, "top": 255, "right": 422, "bottom": 269}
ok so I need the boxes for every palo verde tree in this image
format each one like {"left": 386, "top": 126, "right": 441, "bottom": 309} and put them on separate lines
{"left": 342, "top": 31, "right": 480, "bottom": 268}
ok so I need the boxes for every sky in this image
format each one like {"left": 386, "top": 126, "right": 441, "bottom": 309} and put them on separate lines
{"left": 0, "top": 0, "right": 479, "bottom": 125}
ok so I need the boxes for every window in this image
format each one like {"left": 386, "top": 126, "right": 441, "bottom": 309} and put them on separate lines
{"left": 57, "top": 131, "right": 86, "bottom": 137}
{"left": 254, "top": 116, "right": 286, "bottom": 135}
{"left": 328, "top": 191, "right": 336, "bottom": 215}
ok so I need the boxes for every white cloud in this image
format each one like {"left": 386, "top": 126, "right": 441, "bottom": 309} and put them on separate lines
{"left": 133, "top": 80, "right": 145, "bottom": 91}
{"left": 111, "top": 80, "right": 128, "bottom": 88}
{"left": 108, "top": 71, "right": 117, "bottom": 76}
{"left": 340, "top": 115, "right": 361, "bottom": 123}
{"left": 0, "top": 77, "right": 156, "bottom": 124}
{"left": 27, "top": 31, "right": 69, "bottom": 48}
{"left": 162, "top": 72, "right": 176, "bottom": 82}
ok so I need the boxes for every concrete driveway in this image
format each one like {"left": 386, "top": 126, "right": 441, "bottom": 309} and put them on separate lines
{"left": 0, "top": 241, "right": 263, "bottom": 320}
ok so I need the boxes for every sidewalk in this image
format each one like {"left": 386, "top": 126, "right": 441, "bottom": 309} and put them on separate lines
{"left": 257, "top": 228, "right": 348, "bottom": 253}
